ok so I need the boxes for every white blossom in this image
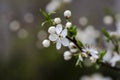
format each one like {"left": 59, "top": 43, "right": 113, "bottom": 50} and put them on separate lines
{"left": 64, "top": 10, "right": 71, "bottom": 18}
{"left": 68, "top": 42, "right": 78, "bottom": 53}
{"left": 42, "top": 39, "right": 50, "bottom": 47}
{"left": 65, "top": 22, "right": 72, "bottom": 28}
{"left": 49, "top": 24, "right": 69, "bottom": 49}
{"left": 48, "top": 26, "right": 56, "bottom": 34}
{"left": 64, "top": 51, "right": 72, "bottom": 60}
{"left": 54, "top": 17, "right": 61, "bottom": 24}
{"left": 82, "top": 46, "right": 99, "bottom": 62}
{"left": 76, "top": 26, "right": 100, "bottom": 45}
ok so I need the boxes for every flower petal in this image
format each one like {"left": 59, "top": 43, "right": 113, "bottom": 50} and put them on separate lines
{"left": 56, "top": 24, "right": 62, "bottom": 34}
{"left": 49, "top": 34, "right": 58, "bottom": 41}
{"left": 56, "top": 40, "right": 61, "bottom": 50}
{"left": 91, "top": 53, "right": 99, "bottom": 59}
{"left": 61, "top": 38, "right": 69, "bottom": 46}
{"left": 79, "top": 54, "right": 83, "bottom": 61}
{"left": 61, "top": 29, "right": 67, "bottom": 37}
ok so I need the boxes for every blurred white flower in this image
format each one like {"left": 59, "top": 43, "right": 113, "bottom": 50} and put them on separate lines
{"left": 79, "top": 16, "right": 88, "bottom": 26}
{"left": 109, "top": 53, "right": 120, "bottom": 67}
{"left": 42, "top": 39, "right": 50, "bottom": 48}
{"left": 80, "top": 73, "right": 112, "bottom": 80}
{"left": 46, "top": 0, "right": 61, "bottom": 13}
{"left": 9, "top": 20, "right": 20, "bottom": 31}
{"left": 54, "top": 17, "right": 61, "bottom": 24}
{"left": 24, "top": 12, "right": 34, "bottom": 23}
{"left": 103, "top": 50, "right": 112, "bottom": 62}
{"left": 62, "top": 0, "right": 72, "bottom": 3}
{"left": 76, "top": 25, "right": 100, "bottom": 45}
{"left": 103, "top": 15, "right": 113, "bottom": 25}
{"left": 64, "top": 51, "right": 72, "bottom": 60}
{"left": 49, "top": 24, "right": 69, "bottom": 49}
{"left": 18, "top": 29, "right": 29, "bottom": 39}
{"left": 64, "top": 10, "right": 72, "bottom": 18}
{"left": 37, "top": 30, "right": 47, "bottom": 41}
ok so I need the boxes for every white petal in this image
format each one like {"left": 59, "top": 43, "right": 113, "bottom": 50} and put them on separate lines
{"left": 56, "top": 40, "right": 61, "bottom": 50}
{"left": 49, "top": 34, "right": 58, "bottom": 41}
{"left": 56, "top": 24, "right": 62, "bottom": 34}
{"left": 61, "top": 29, "right": 67, "bottom": 37}
{"left": 61, "top": 38, "right": 69, "bottom": 46}
{"left": 90, "top": 49, "right": 98, "bottom": 54}
{"left": 48, "top": 26, "right": 56, "bottom": 34}
{"left": 91, "top": 53, "right": 99, "bottom": 59}
{"left": 79, "top": 54, "right": 83, "bottom": 61}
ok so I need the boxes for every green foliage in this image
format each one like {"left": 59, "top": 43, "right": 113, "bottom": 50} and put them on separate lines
{"left": 75, "top": 58, "right": 83, "bottom": 68}
{"left": 40, "top": 9, "right": 53, "bottom": 26}
{"left": 77, "top": 40, "right": 84, "bottom": 48}
{"left": 67, "top": 26, "right": 77, "bottom": 37}
{"left": 102, "top": 29, "right": 111, "bottom": 42}
{"left": 98, "top": 50, "right": 107, "bottom": 63}
{"left": 104, "top": 8, "right": 115, "bottom": 17}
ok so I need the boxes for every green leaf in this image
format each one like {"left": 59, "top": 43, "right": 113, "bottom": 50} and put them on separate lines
{"left": 98, "top": 50, "right": 106, "bottom": 62}
{"left": 40, "top": 9, "right": 53, "bottom": 26}
{"left": 67, "top": 26, "right": 77, "bottom": 37}
{"left": 75, "top": 59, "right": 83, "bottom": 67}
{"left": 77, "top": 40, "right": 84, "bottom": 48}
{"left": 41, "top": 21, "right": 47, "bottom": 26}
{"left": 102, "top": 29, "right": 111, "bottom": 42}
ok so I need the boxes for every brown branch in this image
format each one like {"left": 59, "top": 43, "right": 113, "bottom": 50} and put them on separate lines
{"left": 66, "top": 36, "right": 82, "bottom": 52}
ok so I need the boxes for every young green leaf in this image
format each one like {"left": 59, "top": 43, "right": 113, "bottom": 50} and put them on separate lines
{"left": 98, "top": 50, "right": 106, "bottom": 62}
{"left": 67, "top": 26, "right": 77, "bottom": 37}
{"left": 40, "top": 9, "right": 53, "bottom": 26}
{"left": 102, "top": 29, "right": 111, "bottom": 42}
{"left": 77, "top": 40, "right": 84, "bottom": 48}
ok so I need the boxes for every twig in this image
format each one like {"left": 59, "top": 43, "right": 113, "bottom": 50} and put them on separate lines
{"left": 66, "top": 36, "right": 120, "bottom": 71}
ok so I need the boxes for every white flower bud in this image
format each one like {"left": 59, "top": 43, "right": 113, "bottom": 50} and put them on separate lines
{"left": 66, "top": 22, "right": 72, "bottom": 28}
{"left": 54, "top": 17, "right": 61, "bottom": 24}
{"left": 103, "top": 15, "right": 113, "bottom": 25}
{"left": 48, "top": 26, "right": 56, "bottom": 34}
{"left": 64, "top": 51, "right": 72, "bottom": 60}
{"left": 64, "top": 10, "right": 71, "bottom": 18}
{"left": 42, "top": 39, "right": 50, "bottom": 47}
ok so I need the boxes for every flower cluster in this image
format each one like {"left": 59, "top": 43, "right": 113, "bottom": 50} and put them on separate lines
{"left": 41, "top": 10, "right": 100, "bottom": 67}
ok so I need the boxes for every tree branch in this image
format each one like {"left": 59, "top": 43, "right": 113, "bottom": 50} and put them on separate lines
{"left": 66, "top": 36, "right": 120, "bottom": 71}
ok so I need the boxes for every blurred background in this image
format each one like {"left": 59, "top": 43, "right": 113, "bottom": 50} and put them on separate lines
{"left": 0, "top": 0, "right": 120, "bottom": 80}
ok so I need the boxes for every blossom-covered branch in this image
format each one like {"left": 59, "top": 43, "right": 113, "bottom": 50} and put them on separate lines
{"left": 41, "top": 9, "right": 120, "bottom": 71}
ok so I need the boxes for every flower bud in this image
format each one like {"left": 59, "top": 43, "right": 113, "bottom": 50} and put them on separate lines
{"left": 54, "top": 17, "right": 61, "bottom": 24}
{"left": 48, "top": 26, "right": 56, "bottom": 34}
{"left": 42, "top": 39, "right": 50, "bottom": 47}
{"left": 64, "top": 51, "right": 72, "bottom": 60}
{"left": 64, "top": 10, "right": 71, "bottom": 18}
{"left": 66, "top": 22, "right": 72, "bottom": 28}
